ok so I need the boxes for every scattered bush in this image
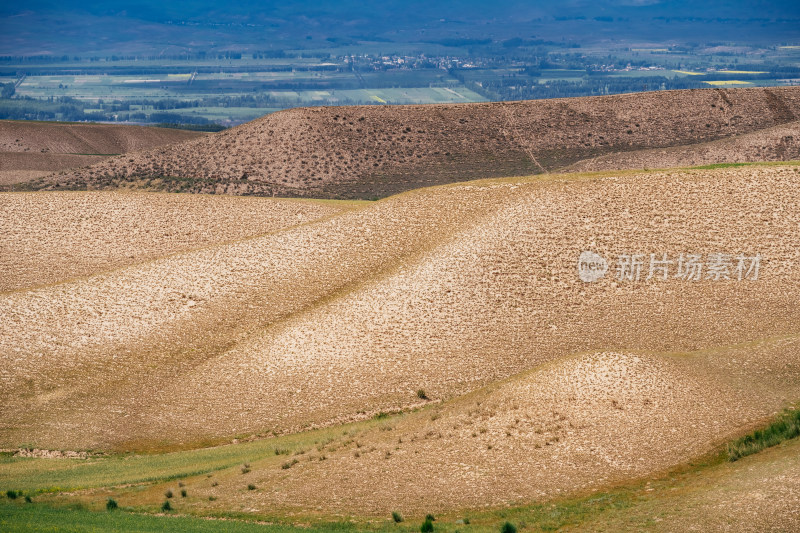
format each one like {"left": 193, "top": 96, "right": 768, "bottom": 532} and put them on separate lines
{"left": 501, "top": 522, "right": 517, "bottom": 533}
{"left": 392, "top": 511, "right": 404, "bottom": 523}
{"left": 161, "top": 500, "right": 172, "bottom": 512}
{"left": 241, "top": 463, "right": 251, "bottom": 474}
{"left": 463, "top": 517, "right": 470, "bottom": 525}
{"left": 106, "top": 498, "right": 118, "bottom": 511}
{"left": 208, "top": 496, "right": 217, "bottom": 501}
{"left": 211, "top": 481, "right": 219, "bottom": 487}
{"left": 728, "top": 409, "right": 800, "bottom": 461}
{"left": 164, "top": 489, "right": 173, "bottom": 499}
{"left": 247, "top": 484, "right": 256, "bottom": 491}
{"left": 24, "top": 495, "right": 32, "bottom": 503}
{"left": 6, "top": 490, "right": 18, "bottom": 500}
{"left": 180, "top": 489, "right": 187, "bottom": 498}
{"left": 281, "top": 459, "right": 299, "bottom": 470}
{"left": 416, "top": 389, "right": 428, "bottom": 400}
{"left": 425, "top": 513, "right": 436, "bottom": 522}
{"left": 420, "top": 518, "right": 434, "bottom": 532}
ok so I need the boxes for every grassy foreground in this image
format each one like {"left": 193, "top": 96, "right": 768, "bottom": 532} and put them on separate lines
{"left": 2, "top": 408, "right": 800, "bottom": 532}
{"left": 0, "top": 488, "right": 638, "bottom": 533}
{"left": 0, "top": 502, "right": 341, "bottom": 533}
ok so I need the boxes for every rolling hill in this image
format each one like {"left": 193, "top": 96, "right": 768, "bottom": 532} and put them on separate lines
{"left": 0, "top": 192, "right": 359, "bottom": 292}
{"left": 2, "top": 164, "right": 798, "bottom": 464}
{"left": 0, "top": 121, "right": 204, "bottom": 185}
{"left": 565, "top": 119, "right": 800, "bottom": 172}
{"left": 3, "top": 87, "right": 800, "bottom": 529}
{"left": 21, "top": 86, "right": 800, "bottom": 198}
{"left": 189, "top": 340, "right": 800, "bottom": 515}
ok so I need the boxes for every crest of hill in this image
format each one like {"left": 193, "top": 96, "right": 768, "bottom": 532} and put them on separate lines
{"left": 29, "top": 86, "right": 800, "bottom": 199}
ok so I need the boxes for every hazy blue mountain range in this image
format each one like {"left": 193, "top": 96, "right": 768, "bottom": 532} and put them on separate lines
{"left": 2, "top": 1, "right": 798, "bottom": 56}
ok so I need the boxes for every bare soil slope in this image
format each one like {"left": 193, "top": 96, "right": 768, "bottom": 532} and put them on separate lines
{"left": 0, "top": 120, "right": 204, "bottom": 185}
{"left": 566, "top": 120, "right": 800, "bottom": 172}
{"left": 0, "top": 192, "right": 356, "bottom": 292}
{"left": 24, "top": 87, "right": 800, "bottom": 198}
{"left": 189, "top": 339, "right": 800, "bottom": 515}
{"left": 0, "top": 120, "right": 204, "bottom": 155}
{"left": 1, "top": 165, "right": 798, "bottom": 459}
{"left": 574, "top": 435, "right": 800, "bottom": 532}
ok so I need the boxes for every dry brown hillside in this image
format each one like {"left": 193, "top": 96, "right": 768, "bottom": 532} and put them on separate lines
{"left": 1, "top": 164, "right": 798, "bottom": 456}
{"left": 0, "top": 120, "right": 204, "bottom": 185}
{"left": 183, "top": 340, "right": 800, "bottom": 515}
{"left": 0, "top": 192, "right": 358, "bottom": 292}
{"left": 23, "top": 86, "right": 800, "bottom": 199}
{"left": 566, "top": 119, "right": 800, "bottom": 172}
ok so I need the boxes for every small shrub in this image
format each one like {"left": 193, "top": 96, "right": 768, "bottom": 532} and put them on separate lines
{"left": 211, "top": 481, "right": 218, "bottom": 487}
{"left": 420, "top": 518, "right": 434, "bottom": 532}
{"left": 501, "top": 522, "right": 517, "bottom": 533}
{"left": 425, "top": 513, "right": 436, "bottom": 522}
{"left": 416, "top": 389, "right": 428, "bottom": 400}
{"left": 241, "top": 463, "right": 251, "bottom": 474}
{"left": 24, "top": 495, "right": 32, "bottom": 503}
{"left": 106, "top": 498, "right": 118, "bottom": 511}
{"left": 281, "top": 459, "right": 299, "bottom": 470}
{"left": 178, "top": 482, "right": 184, "bottom": 488}
{"left": 208, "top": 496, "right": 217, "bottom": 501}
{"left": 463, "top": 517, "right": 470, "bottom": 525}
{"left": 392, "top": 511, "right": 403, "bottom": 523}
{"left": 161, "top": 500, "right": 172, "bottom": 512}
{"left": 180, "top": 489, "right": 187, "bottom": 498}
{"left": 6, "top": 490, "right": 18, "bottom": 499}
{"left": 164, "top": 489, "right": 173, "bottom": 499}
{"left": 247, "top": 484, "right": 256, "bottom": 491}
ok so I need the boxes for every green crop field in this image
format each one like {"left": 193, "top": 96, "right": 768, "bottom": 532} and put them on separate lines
{"left": 2, "top": 36, "right": 798, "bottom": 126}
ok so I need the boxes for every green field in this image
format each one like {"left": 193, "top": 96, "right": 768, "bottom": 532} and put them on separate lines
{"left": 12, "top": 71, "right": 488, "bottom": 123}
{"left": 0, "top": 503, "right": 342, "bottom": 533}
{"left": 2, "top": 40, "right": 798, "bottom": 125}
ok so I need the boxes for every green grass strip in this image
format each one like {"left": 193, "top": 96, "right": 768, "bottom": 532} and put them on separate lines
{"left": 0, "top": 500, "right": 358, "bottom": 532}
{"left": 728, "top": 408, "right": 800, "bottom": 461}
